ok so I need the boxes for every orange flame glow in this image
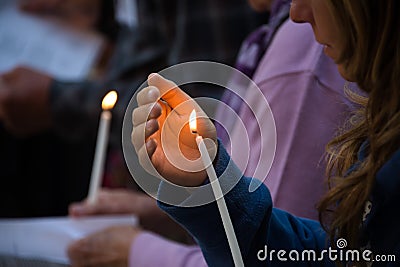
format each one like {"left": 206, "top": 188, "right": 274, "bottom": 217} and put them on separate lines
{"left": 189, "top": 109, "right": 197, "bottom": 133}
{"left": 102, "top": 90, "right": 118, "bottom": 110}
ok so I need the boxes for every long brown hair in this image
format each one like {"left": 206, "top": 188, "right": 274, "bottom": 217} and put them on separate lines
{"left": 317, "top": 0, "right": 400, "bottom": 251}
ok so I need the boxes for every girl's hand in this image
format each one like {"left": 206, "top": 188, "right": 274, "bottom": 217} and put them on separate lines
{"left": 131, "top": 74, "right": 217, "bottom": 187}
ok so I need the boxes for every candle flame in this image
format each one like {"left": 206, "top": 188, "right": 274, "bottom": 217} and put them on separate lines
{"left": 102, "top": 90, "right": 118, "bottom": 110}
{"left": 189, "top": 109, "right": 197, "bottom": 133}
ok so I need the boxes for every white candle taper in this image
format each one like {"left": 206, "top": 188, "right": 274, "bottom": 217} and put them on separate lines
{"left": 189, "top": 110, "right": 244, "bottom": 267}
{"left": 88, "top": 91, "right": 118, "bottom": 204}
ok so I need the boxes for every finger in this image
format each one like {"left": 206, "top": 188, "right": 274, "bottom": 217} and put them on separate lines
{"left": 131, "top": 119, "right": 159, "bottom": 152}
{"left": 137, "top": 139, "right": 159, "bottom": 177}
{"left": 69, "top": 190, "right": 116, "bottom": 216}
{"left": 147, "top": 73, "right": 193, "bottom": 110}
{"left": 131, "top": 123, "right": 145, "bottom": 154}
{"left": 69, "top": 202, "right": 98, "bottom": 217}
{"left": 137, "top": 86, "right": 160, "bottom": 106}
{"left": 146, "top": 139, "right": 157, "bottom": 159}
{"left": 132, "top": 102, "right": 161, "bottom": 127}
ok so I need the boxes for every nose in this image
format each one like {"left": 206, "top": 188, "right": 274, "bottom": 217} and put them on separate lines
{"left": 290, "top": 0, "right": 314, "bottom": 24}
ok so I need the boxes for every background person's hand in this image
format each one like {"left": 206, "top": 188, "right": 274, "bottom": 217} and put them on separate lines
{"left": 69, "top": 189, "right": 148, "bottom": 217}
{"left": 0, "top": 66, "right": 52, "bottom": 137}
{"left": 131, "top": 73, "right": 217, "bottom": 187}
{"left": 69, "top": 188, "right": 193, "bottom": 243}
{"left": 67, "top": 225, "right": 140, "bottom": 267}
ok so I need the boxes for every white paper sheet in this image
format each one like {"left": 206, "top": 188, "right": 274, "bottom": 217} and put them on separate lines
{"left": 0, "top": 215, "right": 137, "bottom": 264}
{"left": 0, "top": 2, "right": 104, "bottom": 80}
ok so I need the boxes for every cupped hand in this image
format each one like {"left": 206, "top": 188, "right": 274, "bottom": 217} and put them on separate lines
{"left": 67, "top": 225, "right": 140, "bottom": 267}
{"left": 131, "top": 73, "right": 217, "bottom": 187}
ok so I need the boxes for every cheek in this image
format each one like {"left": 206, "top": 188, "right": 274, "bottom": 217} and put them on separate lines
{"left": 312, "top": 1, "right": 341, "bottom": 46}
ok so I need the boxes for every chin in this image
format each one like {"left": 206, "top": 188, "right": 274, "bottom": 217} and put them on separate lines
{"left": 337, "top": 64, "right": 355, "bottom": 82}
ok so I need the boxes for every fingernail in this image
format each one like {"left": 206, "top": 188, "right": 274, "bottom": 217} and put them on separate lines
{"left": 146, "top": 139, "right": 156, "bottom": 151}
{"left": 148, "top": 87, "right": 159, "bottom": 101}
{"left": 149, "top": 103, "right": 161, "bottom": 118}
{"left": 145, "top": 121, "right": 156, "bottom": 137}
{"left": 146, "top": 121, "right": 152, "bottom": 131}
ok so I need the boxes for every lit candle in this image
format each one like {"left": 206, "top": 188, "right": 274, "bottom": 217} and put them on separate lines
{"left": 189, "top": 110, "right": 244, "bottom": 267}
{"left": 88, "top": 90, "right": 118, "bottom": 204}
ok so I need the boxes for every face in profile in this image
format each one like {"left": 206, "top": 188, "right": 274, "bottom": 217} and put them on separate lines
{"left": 290, "top": 0, "right": 350, "bottom": 80}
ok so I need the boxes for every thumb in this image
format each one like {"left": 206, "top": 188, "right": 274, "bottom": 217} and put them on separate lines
{"left": 147, "top": 73, "right": 194, "bottom": 110}
{"left": 69, "top": 201, "right": 98, "bottom": 217}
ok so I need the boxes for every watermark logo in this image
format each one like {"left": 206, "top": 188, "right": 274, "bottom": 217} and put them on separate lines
{"left": 336, "top": 238, "right": 347, "bottom": 249}
{"left": 257, "top": 238, "right": 396, "bottom": 263}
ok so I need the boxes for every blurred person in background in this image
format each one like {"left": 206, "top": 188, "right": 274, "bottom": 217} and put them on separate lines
{"left": 0, "top": 0, "right": 120, "bottom": 218}
{"left": 0, "top": 0, "right": 264, "bottom": 265}
{"left": 0, "top": 0, "right": 264, "bottom": 218}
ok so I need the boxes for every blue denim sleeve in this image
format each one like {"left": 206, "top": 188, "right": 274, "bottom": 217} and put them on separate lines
{"left": 158, "top": 141, "right": 331, "bottom": 266}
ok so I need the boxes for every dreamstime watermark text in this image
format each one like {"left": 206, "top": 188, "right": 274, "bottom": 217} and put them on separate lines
{"left": 257, "top": 238, "right": 396, "bottom": 263}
